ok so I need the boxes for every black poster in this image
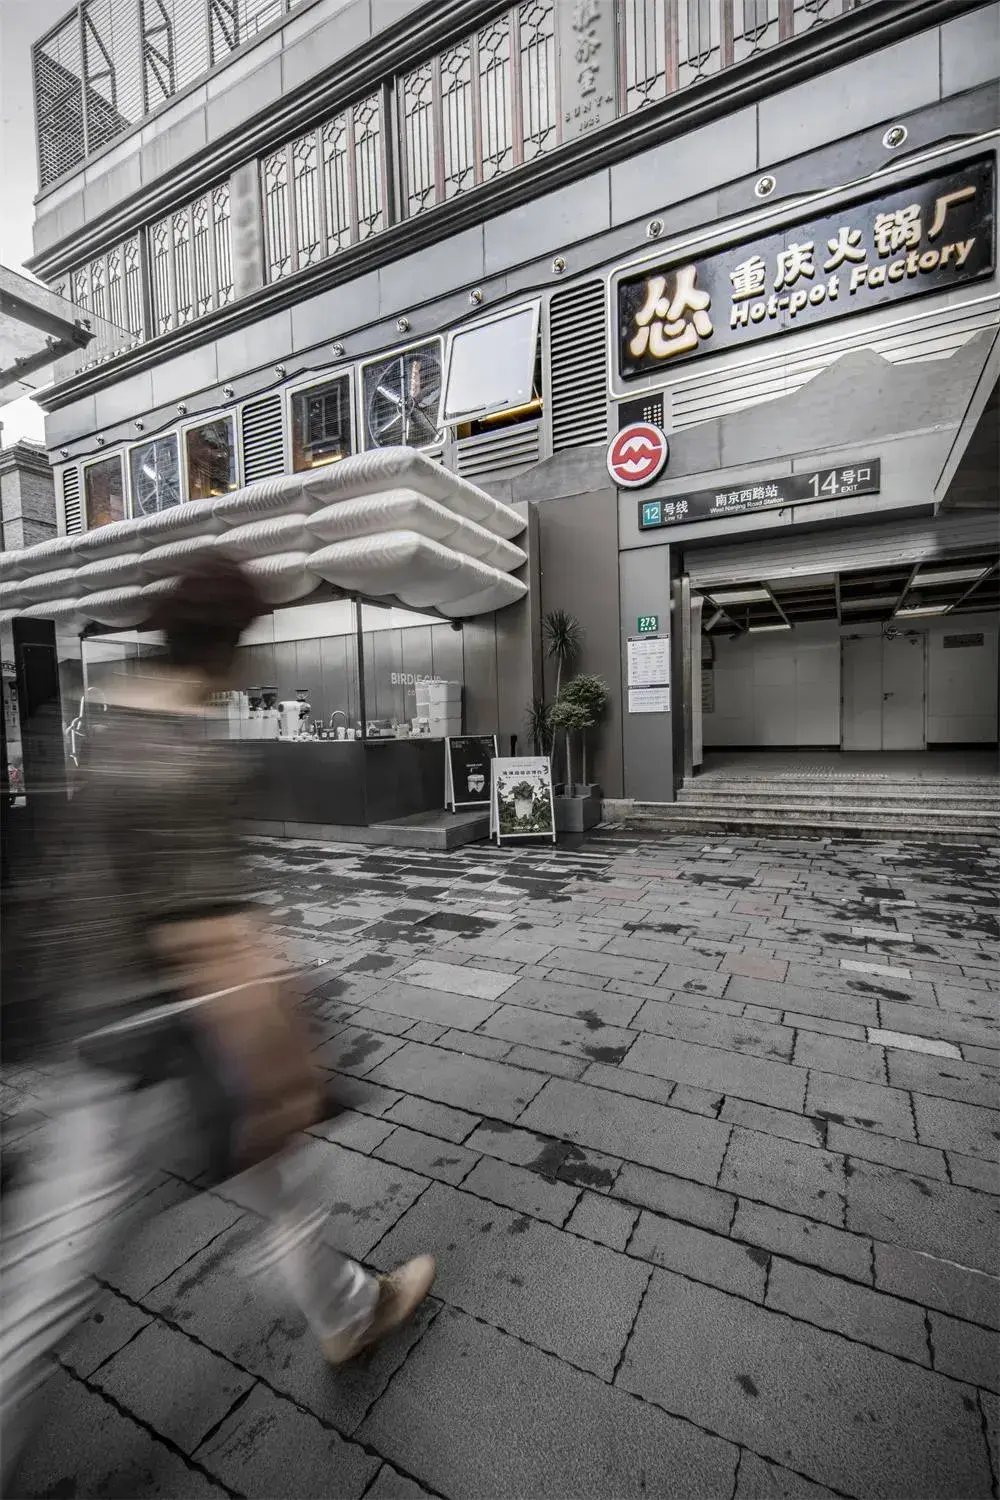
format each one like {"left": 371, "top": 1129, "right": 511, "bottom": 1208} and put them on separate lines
{"left": 638, "top": 459, "right": 880, "bottom": 530}
{"left": 447, "top": 735, "right": 497, "bottom": 808}
{"left": 617, "top": 156, "right": 995, "bottom": 379}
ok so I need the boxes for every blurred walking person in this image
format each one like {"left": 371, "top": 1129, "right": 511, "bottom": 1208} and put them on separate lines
{"left": 0, "top": 556, "right": 434, "bottom": 1485}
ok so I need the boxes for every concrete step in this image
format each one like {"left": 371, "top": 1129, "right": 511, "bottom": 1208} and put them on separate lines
{"left": 611, "top": 803, "right": 998, "bottom": 843}
{"left": 668, "top": 798, "right": 998, "bottom": 826}
{"left": 679, "top": 788, "right": 1000, "bottom": 813}
{"left": 683, "top": 778, "right": 999, "bottom": 802}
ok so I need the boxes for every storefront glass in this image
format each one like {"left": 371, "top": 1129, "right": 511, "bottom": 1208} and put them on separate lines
{"left": 185, "top": 417, "right": 238, "bottom": 500}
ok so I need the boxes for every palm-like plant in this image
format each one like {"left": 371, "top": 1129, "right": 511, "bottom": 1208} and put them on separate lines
{"left": 525, "top": 698, "right": 553, "bottom": 756}
{"left": 542, "top": 610, "right": 582, "bottom": 701}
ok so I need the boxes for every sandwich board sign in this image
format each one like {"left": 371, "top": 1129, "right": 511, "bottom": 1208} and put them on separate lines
{"left": 490, "top": 757, "right": 556, "bottom": 845}
{"left": 445, "top": 735, "right": 497, "bottom": 810}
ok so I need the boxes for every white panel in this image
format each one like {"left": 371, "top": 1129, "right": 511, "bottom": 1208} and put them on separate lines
{"left": 842, "top": 636, "right": 882, "bottom": 751}
{"left": 703, "top": 629, "right": 840, "bottom": 747}
{"left": 927, "top": 626, "right": 999, "bottom": 743}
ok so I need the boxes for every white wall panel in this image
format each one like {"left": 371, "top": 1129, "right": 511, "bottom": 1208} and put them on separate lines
{"left": 927, "top": 624, "right": 999, "bottom": 743}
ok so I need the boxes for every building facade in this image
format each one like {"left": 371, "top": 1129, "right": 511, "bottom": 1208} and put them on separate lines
{"left": 16, "top": 0, "right": 1000, "bottom": 804}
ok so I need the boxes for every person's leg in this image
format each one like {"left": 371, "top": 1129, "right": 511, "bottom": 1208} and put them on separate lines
{"left": 235, "top": 1146, "right": 434, "bottom": 1363}
{"left": 0, "top": 1063, "right": 163, "bottom": 1477}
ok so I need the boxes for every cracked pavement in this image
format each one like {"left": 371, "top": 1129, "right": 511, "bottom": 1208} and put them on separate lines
{"left": 3, "top": 831, "right": 999, "bottom": 1499}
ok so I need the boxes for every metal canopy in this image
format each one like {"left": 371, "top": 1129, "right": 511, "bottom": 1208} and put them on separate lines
{"left": 0, "top": 265, "right": 94, "bottom": 404}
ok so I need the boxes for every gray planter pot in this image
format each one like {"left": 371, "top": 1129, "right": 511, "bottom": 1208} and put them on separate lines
{"left": 554, "top": 793, "right": 602, "bottom": 833}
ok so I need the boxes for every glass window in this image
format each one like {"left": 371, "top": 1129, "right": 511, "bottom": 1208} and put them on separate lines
{"left": 83, "top": 455, "right": 126, "bottom": 529}
{"left": 185, "top": 416, "right": 238, "bottom": 499}
{"left": 291, "top": 376, "right": 352, "bottom": 471}
{"left": 362, "top": 340, "right": 442, "bottom": 449}
{"left": 360, "top": 602, "right": 464, "bottom": 739}
{"left": 441, "top": 302, "right": 540, "bottom": 424}
{"left": 128, "top": 435, "right": 181, "bottom": 517}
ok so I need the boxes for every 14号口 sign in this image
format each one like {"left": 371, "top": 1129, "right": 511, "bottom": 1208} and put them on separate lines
{"left": 617, "top": 156, "right": 995, "bottom": 378}
{"left": 639, "top": 460, "right": 881, "bottom": 530}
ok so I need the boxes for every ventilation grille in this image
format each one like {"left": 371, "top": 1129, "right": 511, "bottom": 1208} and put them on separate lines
{"left": 61, "top": 466, "right": 83, "bottom": 534}
{"left": 455, "top": 422, "right": 540, "bottom": 480}
{"left": 549, "top": 281, "right": 608, "bottom": 451}
{"left": 240, "top": 393, "right": 285, "bottom": 483}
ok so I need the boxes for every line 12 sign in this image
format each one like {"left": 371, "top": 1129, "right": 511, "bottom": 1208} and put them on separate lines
{"left": 639, "top": 460, "right": 881, "bottom": 530}
{"left": 617, "top": 156, "right": 995, "bottom": 377}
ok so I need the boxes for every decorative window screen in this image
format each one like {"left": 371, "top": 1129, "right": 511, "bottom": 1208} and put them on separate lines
{"left": 261, "top": 95, "right": 385, "bottom": 284}
{"left": 150, "top": 184, "right": 234, "bottom": 333}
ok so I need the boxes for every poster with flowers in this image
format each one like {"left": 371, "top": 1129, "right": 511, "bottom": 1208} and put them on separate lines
{"left": 490, "top": 757, "right": 556, "bottom": 843}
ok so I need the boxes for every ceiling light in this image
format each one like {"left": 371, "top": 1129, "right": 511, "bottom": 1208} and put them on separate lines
{"left": 911, "top": 566, "right": 990, "bottom": 585}
{"left": 840, "top": 595, "right": 900, "bottom": 609}
{"left": 748, "top": 622, "right": 792, "bottom": 633}
{"left": 896, "top": 605, "right": 951, "bottom": 618}
{"left": 708, "top": 588, "right": 771, "bottom": 605}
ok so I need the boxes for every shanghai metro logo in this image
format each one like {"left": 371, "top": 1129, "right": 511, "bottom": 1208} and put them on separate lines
{"left": 607, "top": 422, "right": 670, "bottom": 488}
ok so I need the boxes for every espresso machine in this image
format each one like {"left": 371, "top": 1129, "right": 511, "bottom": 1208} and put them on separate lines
{"left": 278, "top": 689, "right": 311, "bottom": 740}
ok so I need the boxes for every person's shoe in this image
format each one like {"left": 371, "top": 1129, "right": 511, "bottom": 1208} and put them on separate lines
{"left": 323, "top": 1255, "right": 436, "bottom": 1365}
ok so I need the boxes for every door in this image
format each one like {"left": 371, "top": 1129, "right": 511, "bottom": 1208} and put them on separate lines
{"left": 842, "top": 635, "right": 926, "bottom": 750}
{"left": 881, "top": 633, "right": 925, "bottom": 750}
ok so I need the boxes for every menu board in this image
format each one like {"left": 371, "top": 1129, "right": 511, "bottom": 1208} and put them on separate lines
{"left": 490, "top": 757, "right": 556, "bottom": 844}
{"left": 445, "top": 735, "right": 497, "bottom": 810}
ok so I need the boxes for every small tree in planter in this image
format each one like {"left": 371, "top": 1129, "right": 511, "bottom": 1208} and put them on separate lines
{"left": 542, "top": 610, "right": 581, "bottom": 784}
{"left": 549, "top": 696, "right": 591, "bottom": 797}
{"left": 558, "top": 674, "right": 610, "bottom": 790}
{"left": 524, "top": 698, "right": 553, "bottom": 757}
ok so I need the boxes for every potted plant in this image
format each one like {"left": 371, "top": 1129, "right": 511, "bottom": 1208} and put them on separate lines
{"left": 524, "top": 698, "right": 553, "bottom": 758}
{"left": 542, "top": 610, "right": 581, "bottom": 786}
{"left": 559, "top": 673, "right": 610, "bottom": 796}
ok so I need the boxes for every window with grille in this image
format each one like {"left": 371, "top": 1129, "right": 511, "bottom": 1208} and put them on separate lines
{"left": 83, "top": 454, "right": 126, "bottom": 530}
{"left": 63, "top": 236, "right": 144, "bottom": 344}
{"left": 185, "top": 416, "right": 238, "bottom": 499}
{"left": 128, "top": 435, "right": 181, "bottom": 516}
{"left": 261, "top": 95, "right": 385, "bottom": 284}
{"left": 290, "top": 376, "right": 353, "bottom": 471}
{"left": 150, "top": 185, "right": 234, "bottom": 334}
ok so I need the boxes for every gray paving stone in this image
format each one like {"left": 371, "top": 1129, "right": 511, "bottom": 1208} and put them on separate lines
{"left": 929, "top": 1312, "right": 1000, "bottom": 1393}
{"left": 479, "top": 1003, "right": 635, "bottom": 1063}
{"left": 366, "top": 1463, "right": 434, "bottom": 1499}
{"left": 546, "top": 945, "right": 666, "bottom": 986}
{"left": 612, "top": 1163, "right": 736, "bottom": 1234}
{"left": 374, "top": 1125, "right": 479, "bottom": 1185}
{"left": 400, "top": 957, "right": 518, "bottom": 1001}
{"left": 435, "top": 1028, "right": 512, "bottom": 1059}
{"left": 147, "top": 1219, "right": 438, "bottom": 1431}
{"left": 886, "top": 1051, "right": 999, "bottom": 1110}
{"left": 874, "top": 1241, "right": 1000, "bottom": 1331}
{"left": 359, "top": 1305, "right": 737, "bottom": 1499}
{"left": 735, "top": 1451, "right": 842, "bottom": 1500}
{"left": 784, "top": 1011, "right": 868, "bottom": 1042}
{"left": 11, "top": 1370, "right": 228, "bottom": 1499}
{"left": 500, "top": 975, "right": 642, "bottom": 1027}
{"left": 720, "top": 1128, "right": 845, "bottom": 1227}
{"left": 503, "top": 1043, "right": 590, "bottom": 1078}
{"left": 619, "top": 974, "right": 744, "bottom": 1013}
{"left": 632, "top": 997, "right": 794, "bottom": 1062}
{"left": 668, "top": 1079, "right": 726, "bottom": 1117}
{"left": 361, "top": 978, "right": 501, "bottom": 1030}
{"left": 323, "top": 1071, "right": 403, "bottom": 1117}
{"left": 367, "top": 1041, "right": 546, "bottom": 1122}
{"left": 766, "top": 1257, "right": 929, "bottom": 1364}
{"left": 404, "top": 1021, "right": 447, "bottom": 1045}
{"left": 912, "top": 1092, "right": 1000, "bottom": 1161}
{"left": 604, "top": 932, "right": 720, "bottom": 972}
{"left": 566, "top": 1191, "right": 639, "bottom": 1251}
{"left": 463, "top": 1119, "right": 621, "bottom": 1190}
{"left": 617, "top": 1270, "right": 990, "bottom": 1500}
{"left": 580, "top": 1059, "right": 678, "bottom": 1108}
{"left": 879, "top": 999, "right": 1000, "bottom": 1052}
{"left": 348, "top": 1007, "right": 417, "bottom": 1037}
{"left": 518, "top": 1077, "right": 730, "bottom": 1184}
{"left": 793, "top": 1030, "right": 886, "bottom": 1085}
{"left": 806, "top": 1070, "right": 916, "bottom": 1141}
{"left": 93, "top": 1320, "right": 255, "bottom": 1452}
{"left": 625, "top": 1031, "right": 807, "bottom": 1113}
{"left": 214, "top": 1136, "right": 428, "bottom": 1260}
{"left": 721, "top": 1097, "right": 826, "bottom": 1148}
{"left": 648, "top": 963, "right": 734, "bottom": 997}
{"left": 104, "top": 1182, "right": 244, "bottom": 1301}
{"left": 308, "top": 1108, "right": 396, "bottom": 1154}
{"left": 312, "top": 1025, "right": 406, "bottom": 1076}
{"left": 385, "top": 1095, "right": 480, "bottom": 1143}
{"left": 462, "top": 1155, "right": 580, "bottom": 1226}
{"left": 630, "top": 1210, "right": 768, "bottom": 1300}
{"left": 726, "top": 977, "right": 878, "bottom": 1029}
{"left": 372, "top": 1182, "right": 648, "bottom": 1378}
{"left": 845, "top": 1156, "right": 1000, "bottom": 1277}
{"left": 62, "top": 1287, "right": 153, "bottom": 1379}
{"left": 948, "top": 1149, "right": 1000, "bottom": 1194}
{"left": 825, "top": 1121, "right": 948, "bottom": 1180}
{"left": 193, "top": 1382, "right": 379, "bottom": 1498}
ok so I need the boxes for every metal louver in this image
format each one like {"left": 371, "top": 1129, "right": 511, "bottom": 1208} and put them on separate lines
{"left": 61, "top": 466, "right": 83, "bottom": 535}
{"left": 549, "top": 281, "right": 608, "bottom": 451}
{"left": 241, "top": 393, "right": 286, "bottom": 483}
{"left": 455, "top": 422, "right": 540, "bottom": 481}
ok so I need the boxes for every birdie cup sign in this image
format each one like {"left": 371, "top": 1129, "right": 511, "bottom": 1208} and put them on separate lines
{"left": 607, "top": 422, "right": 670, "bottom": 488}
